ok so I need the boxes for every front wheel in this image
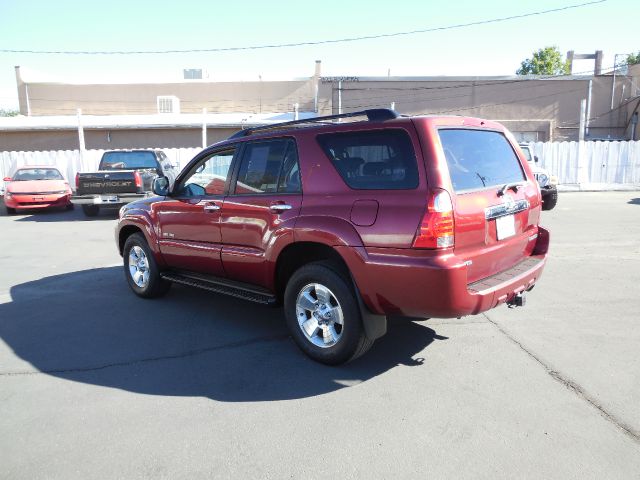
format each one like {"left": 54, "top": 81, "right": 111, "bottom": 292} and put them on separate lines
{"left": 5, "top": 206, "right": 16, "bottom": 215}
{"left": 542, "top": 190, "right": 558, "bottom": 211}
{"left": 284, "top": 262, "right": 373, "bottom": 365}
{"left": 122, "top": 233, "right": 171, "bottom": 298}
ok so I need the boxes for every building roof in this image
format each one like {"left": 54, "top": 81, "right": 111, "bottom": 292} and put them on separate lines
{"left": 0, "top": 111, "right": 317, "bottom": 131}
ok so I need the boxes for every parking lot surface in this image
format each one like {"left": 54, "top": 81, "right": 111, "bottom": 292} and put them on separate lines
{"left": 1, "top": 193, "right": 639, "bottom": 479}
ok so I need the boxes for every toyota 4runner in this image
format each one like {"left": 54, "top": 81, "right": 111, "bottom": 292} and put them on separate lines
{"left": 116, "top": 109, "right": 549, "bottom": 365}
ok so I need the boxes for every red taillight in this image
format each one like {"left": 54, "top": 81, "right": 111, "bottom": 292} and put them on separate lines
{"left": 134, "top": 171, "right": 142, "bottom": 189}
{"left": 412, "top": 189, "right": 455, "bottom": 249}
{"left": 75, "top": 172, "right": 79, "bottom": 190}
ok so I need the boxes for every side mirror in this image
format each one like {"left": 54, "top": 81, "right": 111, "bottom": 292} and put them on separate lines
{"left": 152, "top": 176, "right": 170, "bottom": 196}
{"left": 534, "top": 155, "right": 539, "bottom": 163}
{"left": 3, "top": 177, "right": 11, "bottom": 181}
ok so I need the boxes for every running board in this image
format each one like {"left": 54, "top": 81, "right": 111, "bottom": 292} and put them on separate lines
{"left": 160, "top": 271, "right": 277, "bottom": 306}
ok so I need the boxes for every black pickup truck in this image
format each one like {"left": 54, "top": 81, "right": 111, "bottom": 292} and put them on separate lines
{"left": 73, "top": 150, "right": 177, "bottom": 216}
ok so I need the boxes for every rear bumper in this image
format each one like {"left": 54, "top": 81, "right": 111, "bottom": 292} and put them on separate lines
{"left": 72, "top": 193, "right": 148, "bottom": 206}
{"left": 338, "top": 226, "right": 550, "bottom": 318}
{"left": 5, "top": 193, "right": 71, "bottom": 209}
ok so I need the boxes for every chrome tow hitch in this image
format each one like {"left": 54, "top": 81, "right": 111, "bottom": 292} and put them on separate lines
{"left": 507, "top": 292, "right": 526, "bottom": 308}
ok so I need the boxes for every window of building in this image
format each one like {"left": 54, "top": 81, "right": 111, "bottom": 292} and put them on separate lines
{"left": 157, "top": 96, "right": 180, "bottom": 114}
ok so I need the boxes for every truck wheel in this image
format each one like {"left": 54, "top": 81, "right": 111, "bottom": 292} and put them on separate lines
{"left": 284, "top": 262, "right": 373, "bottom": 365}
{"left": 542, "top": 191, "right": 558, "bottom": 211}
{"left": 82, "top": 205, "right": 99, "bottom": 217}
{"left": 123, "top": 233, "right": 171, "bottom": 298}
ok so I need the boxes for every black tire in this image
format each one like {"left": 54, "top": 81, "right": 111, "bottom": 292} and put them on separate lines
{"left": 82, "top": 204, "right": 99, "bottom": 217}
{"left": 284, "top": 262, "right": 373, "bottom": 365}
{"left": 122, "top": 233, "right": 171, "bottom": 298}
{"left": 6, "top": 206, "right": 15, "bottom": 215}
{"left": 542, "top": 191, "right": 558, "bottom": 211}
{"left": 65, "top": 203, "right": 74, "bottom": 211}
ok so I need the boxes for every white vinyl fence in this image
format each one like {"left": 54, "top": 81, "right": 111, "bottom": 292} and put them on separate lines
{"left": 1, "top": 142, "right": 640, "bottom": 190}
{"left": 528, "top": 141, "right": 640, "bottom": 189}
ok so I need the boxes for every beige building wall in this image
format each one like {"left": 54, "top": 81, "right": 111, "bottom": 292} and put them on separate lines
{"left": 9, "top": 62, "right": 640, "bottom": 147}
{"left": 318, "top": 75, "right": 637, "bottom": 141}
{"left": 16, "top": 66, "right": 318, "bottom": 116}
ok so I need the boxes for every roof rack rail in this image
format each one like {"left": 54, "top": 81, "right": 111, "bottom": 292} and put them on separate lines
{"left": 228, "top": 108, "right": 399, "bottom": 140}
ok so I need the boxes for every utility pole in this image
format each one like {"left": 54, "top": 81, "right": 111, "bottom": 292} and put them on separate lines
{"left": 578, "top": 99, "right": 586, "bottom": 142}
{"left": 77, "top": 108, "right": 86, "bottom": 163}
{"left": 585, "top": 80, "right": 593, "bottom": 138}
{"left": 338, "top": 80, "right": 342, "bottom": 117}
{"left": 202, "top": 108, "right": 207, "bottom": 148}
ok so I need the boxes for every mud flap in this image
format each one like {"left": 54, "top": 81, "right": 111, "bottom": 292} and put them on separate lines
{"left": 354, "top": 286, "right": 387, "bottom": 340}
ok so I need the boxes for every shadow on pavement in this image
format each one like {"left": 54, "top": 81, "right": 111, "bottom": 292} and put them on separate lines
{"left": 12, "top": 207, "right": 118, "bottom": 222}
{"left": 0, "top": 267, "right": 445, "bottom": 402}
{"left": 628, "top": 198, "right": 640, "bottom": 205}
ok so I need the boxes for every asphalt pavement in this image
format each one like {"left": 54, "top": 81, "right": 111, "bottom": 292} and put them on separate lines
{"left": 0, "top": 193, "right": 639, "bottom": 479}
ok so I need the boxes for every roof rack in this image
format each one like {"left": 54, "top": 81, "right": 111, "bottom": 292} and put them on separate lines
{"left": 228, "top": 108, "right": 399, "bottom": 139}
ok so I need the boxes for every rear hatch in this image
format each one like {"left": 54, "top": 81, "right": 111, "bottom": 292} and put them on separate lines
{"left": 438, "top": 128, "right": 540, "bottom": 283}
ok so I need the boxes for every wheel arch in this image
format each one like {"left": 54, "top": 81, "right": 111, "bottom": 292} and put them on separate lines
{"left": 274, "top": 241, "right": 387, "bottom": 341}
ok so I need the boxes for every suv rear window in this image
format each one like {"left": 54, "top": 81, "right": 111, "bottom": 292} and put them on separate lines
{"left": 317, "top": 129, "right": 418, "bottom": 190}
{"left": 439, "top": 129, "right": 525, "bottom": 192}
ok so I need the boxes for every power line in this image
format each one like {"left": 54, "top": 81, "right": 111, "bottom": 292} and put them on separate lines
{"left": 0, "top": 1, "right": 607, "bottom": 55}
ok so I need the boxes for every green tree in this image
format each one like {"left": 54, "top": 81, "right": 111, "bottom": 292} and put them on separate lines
{"left": 626, "top": 51, "right": 640, "bottom": 65}
{"left": 0, "top": 109, "right": 19, "bottom": 117}
{"left": 516, "top": 46, "right": 570, "bottom": 76}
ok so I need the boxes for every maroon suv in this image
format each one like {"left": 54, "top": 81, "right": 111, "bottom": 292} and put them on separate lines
{"left": 116, "top": 109, "right": 549, "bottom": 364}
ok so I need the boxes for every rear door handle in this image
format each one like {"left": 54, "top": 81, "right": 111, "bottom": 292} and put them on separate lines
{"left": 203, "top": 202, "right": 221, "bottom": 212}
{"left": 270, "top": 203, "right": 292, "bottom": 213}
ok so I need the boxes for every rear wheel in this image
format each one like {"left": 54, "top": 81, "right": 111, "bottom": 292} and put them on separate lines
{"left": 82, "top": 204, "right": 99, "bottom": 217}
{"left": 284, "top": 262, "right": 373, "bottom": 365}
{"left": 123, "top": 233, "right": 171, "bottom": 298}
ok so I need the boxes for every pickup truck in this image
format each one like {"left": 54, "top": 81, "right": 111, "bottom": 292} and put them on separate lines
{"left": 73, "top": 150, "right": 176, "bottom": 216}
{"left": 518, "top": 144, "right": 558, "bottom": 210}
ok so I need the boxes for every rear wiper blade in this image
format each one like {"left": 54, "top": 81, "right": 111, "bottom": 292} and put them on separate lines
{"left": 497, "top": 182, "right": 521, "bottom": 196}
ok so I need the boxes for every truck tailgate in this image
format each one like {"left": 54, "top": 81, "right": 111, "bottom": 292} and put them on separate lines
{"left": 77, "top": 171, "right": 138, "bottom": 195}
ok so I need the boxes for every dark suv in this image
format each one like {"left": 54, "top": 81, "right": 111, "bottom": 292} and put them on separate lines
{"left": 116, "top": 109, "right": 549, "bottom": 364}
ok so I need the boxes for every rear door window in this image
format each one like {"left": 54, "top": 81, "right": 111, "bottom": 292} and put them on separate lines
{"left": 234, "top": 139, "right": 300, "bottom": 194}
{"left": 439, "top": 129, "right": 525, "bottom": 192}
{"left": 317, "top": 129, "right": 418, "bottom": 190}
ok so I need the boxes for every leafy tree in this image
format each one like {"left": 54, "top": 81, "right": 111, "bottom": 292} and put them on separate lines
{"left": 516, "top": 46, "right": 570, "bottom": 75}
{"left": 0, "top": 109, "right": 19, "bottom": 117}
{"left": 626, "top": 51, "right": 640, "bottom": 65}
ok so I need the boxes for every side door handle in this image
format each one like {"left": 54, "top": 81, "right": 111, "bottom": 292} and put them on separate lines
{"left": 269, "top": 203, "right": 292, "bottom": 213}
{"left": 203, "top": 202, "right": 221, "bottom": 212}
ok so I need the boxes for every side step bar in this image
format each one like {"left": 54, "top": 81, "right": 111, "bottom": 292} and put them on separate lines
{"left": 160, "top": 271, "right": 277, "bottom": 306}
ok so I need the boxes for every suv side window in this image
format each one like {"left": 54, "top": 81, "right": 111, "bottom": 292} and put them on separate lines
{"left": 317, "top": 129, "right": 418, "bottom": 190}
{"left": 235, "top": 139, "right": 301, "bottom": 194}
{"left": 177, "top": 148, "right": 235, "bottom": 197}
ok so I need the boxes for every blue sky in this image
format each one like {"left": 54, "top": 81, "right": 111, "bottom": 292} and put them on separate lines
{"left": 0, "top": 0, "right": 635, "bottom": 110}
